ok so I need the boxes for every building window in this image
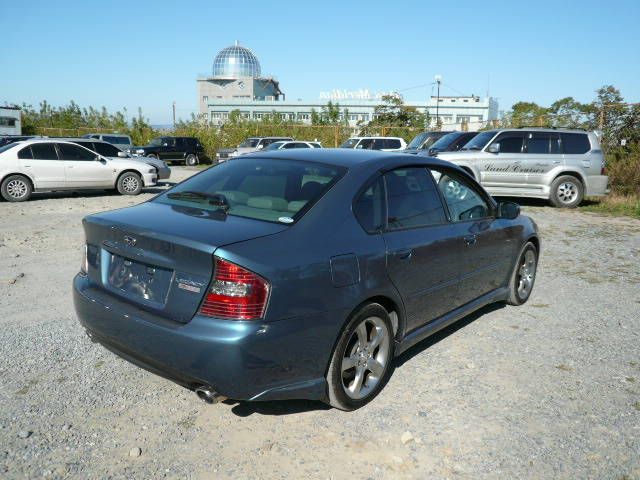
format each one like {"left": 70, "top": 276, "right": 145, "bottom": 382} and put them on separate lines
{"left": 463, "top": 99, "right": 469, "bottom": 103}
{"left": 202, "top": 96, "right": 208, "bottom": 103}
{"left": 0, "top": 117, "right": 17, "bottom": 127}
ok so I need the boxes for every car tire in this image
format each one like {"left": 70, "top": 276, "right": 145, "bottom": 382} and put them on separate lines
{"left": 147, "top": 154, "right": 159, "bottom": 160}
{"left": 1, "top": 174, "right": 32, "bottom": 202}
{"left": 549, "top": 175, "right": 583, "bottom": 208}
{"left": 116, "top": 172, "right": 143, "bottom": 196}
{"left": 185, "top": 154, "right": 198, "bottom": 167}
{"left": 506, "top": 242, "right": 538, "bottom": 306}
{"left": 326, "top": 303, "right": 395, "bottom": 411}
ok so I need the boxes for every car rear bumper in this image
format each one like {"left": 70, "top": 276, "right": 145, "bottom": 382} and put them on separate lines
{"left": 73, "top": 274, "right": 336, "bottom": 401}
{"left": 585, "top": 175, "right": 609, "bottom": 196}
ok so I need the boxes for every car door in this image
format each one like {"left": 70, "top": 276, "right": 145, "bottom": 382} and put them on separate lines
{"left": 523, "top": 131, "right": 561, "bottom": 189}
{"left": 480, "top": 131, "right": 528, "bottom": 189}
{"left": 381, "top": 167, "right": 462, "bottom": 331}
{"left": 57, "top": 142, "right": 113, "bottom": 187}
{"left": 159, "top": 137, "right": 176, "bottom": 160}
{"left": 17, "top": 143, "right": 66, "bottom": 188}
{"left": 431, "top": 168, "right": 514, "bottom": 306}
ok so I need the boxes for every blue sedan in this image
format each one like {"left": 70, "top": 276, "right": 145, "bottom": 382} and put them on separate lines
{"left": 73, "top": 149, "right": 539, "bottom": 410}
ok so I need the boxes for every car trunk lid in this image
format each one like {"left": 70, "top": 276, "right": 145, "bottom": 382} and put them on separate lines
{"left": 83, "top": 201, "right": 287, "bottom": 323}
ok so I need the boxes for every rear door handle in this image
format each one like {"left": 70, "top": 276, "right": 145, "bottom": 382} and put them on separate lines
{"left": 464, "top": 235, "right": 477, "bottom": 246}
{"left": 393, "top": 248, "right": 413, "bottom": 260}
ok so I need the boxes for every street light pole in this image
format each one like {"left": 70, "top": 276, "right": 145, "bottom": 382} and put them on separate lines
{"left": 434, "top": 75, "right": 442, "bottom": 130}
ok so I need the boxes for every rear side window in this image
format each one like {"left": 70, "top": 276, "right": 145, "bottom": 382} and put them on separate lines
{"left": 30, "top": 143, "right": 59, "bottom": 160}
{"left": 492, "top": 132, "right": 525, "bottom": 153}
{"left": 561, "top": 133, "right": 591, "bottom": 154}
{"left": 526, "top": 132, "right": 561, "bottom": 154}
{"left": 157, "top": 158, "right": 346, "bottom": 223}
{"left": 354, "top": 176, "right": 385, "bottom": 233}
{"left": 384, "top": 168, "right": 446, "bottom": 230}
{"left": 57, "top": 143, "right": 95, "bottom": 161}
{"left": 18, "top": 146, "right": 33, "bottom": 159}
{"left": 384, "top": 139, "right": 401, "bottom": 149}
{"left": 359, "top": 139, "right": 374, "bottom": 149}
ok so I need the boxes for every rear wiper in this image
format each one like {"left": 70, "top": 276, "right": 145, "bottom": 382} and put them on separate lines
{"left": 167, "top": 191, "right": 230, "bottom": 211}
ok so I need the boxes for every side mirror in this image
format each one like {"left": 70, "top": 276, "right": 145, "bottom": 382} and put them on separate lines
{"left": 162, "top": 142, "right": 168, "bottom": 147}
{"left": 497, "top": 201, "right": 520, "bottom": 219}
{"left": 256, "top": 144, "right": 264, "bottom": 150}
{"left": 117, "top": 151, "right": 127, "bottom": 157}
{"left": 96, "top": 155, "right": 106, "bottom": 164}
{"left": 488, "top": 143, "right": 500, "bottom": 154}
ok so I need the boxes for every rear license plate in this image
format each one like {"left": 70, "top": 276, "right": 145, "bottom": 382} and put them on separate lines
{"left": 106, "top": 253, "right": 173, "bottom": 304}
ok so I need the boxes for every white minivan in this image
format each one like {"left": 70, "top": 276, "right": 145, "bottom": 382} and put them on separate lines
{"left": 0, "top": 139, "right": 157, "bottom": 202}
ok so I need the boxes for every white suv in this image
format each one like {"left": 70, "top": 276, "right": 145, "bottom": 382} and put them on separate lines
{"left": 0, "top": 139, "right": 157, "bottom": 202}
{"left": 339, "top": 137, "right": 407, "bottom": 151}
{"left": 436, "top": 128, "right": 608, "bottom": 207}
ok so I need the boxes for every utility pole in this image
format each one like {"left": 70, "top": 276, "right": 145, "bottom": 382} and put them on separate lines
{"left": 172, "top": 101, "right": 176, "bottom": 128}
{"left": 434, "top": 75, "right": 442, "bottom": 130}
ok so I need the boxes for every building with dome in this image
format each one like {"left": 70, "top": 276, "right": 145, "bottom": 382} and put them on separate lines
{"left": 198, "top": 42, "right": 497, "bottom": 130}
{"left": 197, "top": 41, "right": 284, "bottom": 117}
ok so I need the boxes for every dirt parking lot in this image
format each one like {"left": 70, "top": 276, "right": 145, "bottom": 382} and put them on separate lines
{"left": 1, "top": 166, "right": 639, "bottom": 479}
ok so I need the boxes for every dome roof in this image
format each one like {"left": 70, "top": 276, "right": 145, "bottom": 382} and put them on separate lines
{"left": 212, "top": 42, "right": 261, "bottom": 78}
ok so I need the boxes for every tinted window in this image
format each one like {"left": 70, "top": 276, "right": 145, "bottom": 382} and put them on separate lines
{"left": 561, "top": 133, "right": 591, "bottom": 154}
{"left": 373, "top": 139, "right": 386, "bottom": 149}
{"left": 461, "top": 131, "right": 496, "bottom": 151}
{"left": 103, "top": 135, "right": 129, "bottom": 145}
{"left": 492, "top": 132, "right": 525, "bottom": 153}
{"left": 384, "top": 168, "right": 446, "bottom": 230}
{"left": 384, "top": 139, "right": 401, "bottom": 149}
{"left": 526, "top": 132, "right": 561, "bottom": 154}
{"left": 340, "top": 138, "right": 359, "bottom": 148}
{"left": 358, "top": 139, "right": 375, "bottom": 149}
{"left": 354, "top": 176, "right": 385, "bottom": 233}
{"left": 30, "top": 143, "right": 59, "bottom": 160}
{"left": 18, "top": 146, "right": 33, "bottom": 159}
{"left": 432, "top": 170, "right": 490, "bottom": 221}
{"left": 57, "top": 143, "right": 95, "bottom": 161}
{"left": 93, "top": 142, "right": 122, "bottom": 157}
{"left": 157, "top": 158, "right": 345, "bottom": 223}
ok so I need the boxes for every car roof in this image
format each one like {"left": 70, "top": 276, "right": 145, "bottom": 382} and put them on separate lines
{"left": 347, "top": 136, "right": 405, "bottom": 140}
{"left": 247, "top": 148, "right": 465, "bottom": 172}
{"left": 492, "top": 127, "right": 590, "bottom": 134}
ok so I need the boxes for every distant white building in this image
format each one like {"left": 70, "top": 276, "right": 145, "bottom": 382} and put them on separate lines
{"left": 198, "top": 43, "right": 498, "bottom": 131}
{"left": 0, "top": 106, "right": 21, "bottom": 135}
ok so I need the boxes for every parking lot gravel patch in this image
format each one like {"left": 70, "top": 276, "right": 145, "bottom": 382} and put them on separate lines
{"left": 0, "top": 168, "right": 639, "bottom": 479}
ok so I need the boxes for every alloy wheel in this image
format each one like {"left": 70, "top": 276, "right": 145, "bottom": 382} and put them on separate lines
{"left": 516, "top": 249, "right": 536, "bottom": 299}
{"left": 122, "top": 175, "right": 139, "bottom": 193}
{"left": 557, "top": 182, "right": 578, "bottom": 204}
{"left": 6, "top": 179, "right": 28, "bottom": 199}
{"left": 340, "top": 316, "right": 390, "bottom": 400}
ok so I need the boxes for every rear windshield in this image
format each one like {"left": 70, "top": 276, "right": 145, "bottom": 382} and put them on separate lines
{"left": 156, "top": 158, "right": 346, "bottom": 223}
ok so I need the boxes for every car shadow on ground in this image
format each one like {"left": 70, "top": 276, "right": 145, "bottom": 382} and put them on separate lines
{"left": 227, "top": 302, "right": 506, "bottom": 417}
{"left": 23, "top": 187, "right": 169, "bottom": 201}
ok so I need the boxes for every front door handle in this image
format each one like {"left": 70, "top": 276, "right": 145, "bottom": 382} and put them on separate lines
{"left": 464, "top": 235, "right": 477, "bottom": 246}
{"left": 393, "top": 248, "right": 413, "bottom": 260}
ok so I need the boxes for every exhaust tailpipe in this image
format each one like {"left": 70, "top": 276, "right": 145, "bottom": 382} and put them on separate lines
{"left": 195, "top": 386, "right": 227, "bottom": 404}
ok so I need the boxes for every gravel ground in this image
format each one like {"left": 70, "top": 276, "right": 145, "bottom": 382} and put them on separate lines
{"left": 1, "top": 167, "right": 639, "bottom": 479}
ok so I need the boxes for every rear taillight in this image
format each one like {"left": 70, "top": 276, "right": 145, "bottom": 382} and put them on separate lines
{"left": 601, "top": 163, "right": 607, "bottom": 175}
{"left": 199, "top": 257, "right": 270, "bottom": 320}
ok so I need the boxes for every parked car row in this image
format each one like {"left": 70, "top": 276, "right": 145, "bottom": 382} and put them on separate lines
{"left": 0, "top": 138, "right": 167, "bottom": 202}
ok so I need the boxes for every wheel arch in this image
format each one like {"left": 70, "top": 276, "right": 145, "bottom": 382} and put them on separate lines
{"left": 551, "top": 169, "right": 586, "bottom": 187}
{"left": 1, "top": 172, "right": 36, "bottom": 190}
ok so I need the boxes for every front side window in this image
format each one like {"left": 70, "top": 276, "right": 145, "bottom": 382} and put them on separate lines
{"left": 57, "top": 143, "right": 95, "bottom": 161}
{"left": 239, "top": 138, "right": 260, "bottom": 148}
{"left": 156, "top": 158, "right": 345, "bottom": 223}
{"left": 384, "top": 168, "right": 446, "bottom": 230}
{"left": 339, "top": 138, "right": 359, "bottom": 149}
{"left": 264, "top": 142, "right": 285, "bottom": 151}
{"left": 93, "top": 142, "right": 122, "bottom": 157}
{"left": 431, "top": 170, "right": 490, "bottom": 221}
{"left": 384, "top": 139, "right": 401, "bottom": 149}
{"left": 491, "top": 132, "right": 525, "bottom": 153}
{"left": 358, "top": 139, "right": 375, "bottom": 150}
{"left": 30, "top": 143, "right": 59, "bottom": 160}
{"left": 353, "top": 176, "right": 385, "bottom": 233}
{"left": 461, "top": 130, "right": 496, "bottom": 151}
{"left": 407, "top": 132, "right": 429, "bottom": 149}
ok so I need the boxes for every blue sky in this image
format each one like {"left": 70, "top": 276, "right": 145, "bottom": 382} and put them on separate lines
{"left": 1, "top": 0, "right": 639, "bottom": 124}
